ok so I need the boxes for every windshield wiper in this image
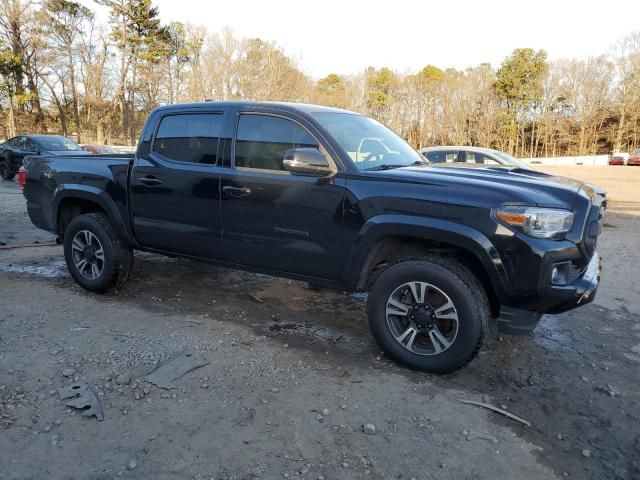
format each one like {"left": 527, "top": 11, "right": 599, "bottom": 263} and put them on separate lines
{"left": 364, "top": 164, "right": 403, "bottom": 171}
{"left": 364, "top": 161, "right": 426, "bottom": 171}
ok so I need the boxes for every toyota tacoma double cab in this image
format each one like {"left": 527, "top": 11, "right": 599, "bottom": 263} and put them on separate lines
{"left": 22, "top": 101, "right": 603, "bottom": 372}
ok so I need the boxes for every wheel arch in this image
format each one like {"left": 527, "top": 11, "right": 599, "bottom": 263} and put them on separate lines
{"left": 53, "top": 186, "right": 132, "bottom": 245}
{"left": 345, "top": 215, "right": 508, "bottom": 315}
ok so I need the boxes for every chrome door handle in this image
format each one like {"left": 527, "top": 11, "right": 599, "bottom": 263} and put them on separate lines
{"left": 139, "top": 176, "right": 163, "bottom": 186}
{"left": 223, "top": 185, "right": 251, "bottom": 197}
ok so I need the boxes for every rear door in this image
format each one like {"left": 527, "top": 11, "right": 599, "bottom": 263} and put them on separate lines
{"left": 219, "top": 110, "right": 345, "bottom": 280}
{"left": 130, "top": 110, "right": 226, "bottom": 258}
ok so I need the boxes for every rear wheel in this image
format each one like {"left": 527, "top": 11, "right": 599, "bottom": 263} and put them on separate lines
{"left": 367, "top": 257, "right": 489, "bottom": 373}
{"left": 63, "top": 213, "right": 133, "bottom": 292}
{"left": 0, "top": 157, "right": 15, "bottom": 180}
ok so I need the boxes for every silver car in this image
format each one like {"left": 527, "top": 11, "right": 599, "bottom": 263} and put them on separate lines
{"left": 420, "top": 145, "right": 607, "bottom": 199}
{"left": 419, "top": 146, "right": 533, "bottom": 170}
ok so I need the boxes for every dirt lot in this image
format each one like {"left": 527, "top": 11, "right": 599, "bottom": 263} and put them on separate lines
{"left": 1, "top": 166, "right": 639, "bottom": 480}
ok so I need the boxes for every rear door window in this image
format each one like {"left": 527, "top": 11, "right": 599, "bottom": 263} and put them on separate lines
{"left": 465, "top": 152, "right": 500, "bottom": 165}
{"left": 153, "top": 113, "right": 223, "bottom": 164}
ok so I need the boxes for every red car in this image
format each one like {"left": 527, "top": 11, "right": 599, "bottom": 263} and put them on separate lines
{"left": 609, "top": 155, "right": 625, "bottom": 165}
{"left": 628, "top": 149, "right": 640, "bottom": 166}
{"left": 82, "top": 144, "right": 119, "bottom": 155}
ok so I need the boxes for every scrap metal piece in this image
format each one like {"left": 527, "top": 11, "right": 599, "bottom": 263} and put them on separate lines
{"left": 57, "top": 383, "right": 104, "bottom": 421}
{"left": 146, "top": 351, "right": 209, "bottom": 389}
{"left": 459, "top": 399, "right": 530, "bottom": 427}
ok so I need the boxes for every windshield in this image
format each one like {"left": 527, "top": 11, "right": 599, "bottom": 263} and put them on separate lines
{"left": 492, "top": 150, "right": 534, "bottom": 169}
{"left": 312, "top": 112, "right": 426, "bottom": 171}
{"left": 36, "top": 136, "right": 83, "bottom": 152}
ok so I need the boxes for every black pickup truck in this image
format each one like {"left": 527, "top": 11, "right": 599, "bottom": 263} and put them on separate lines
{"left": 22, "top": 101, "right": 603, "bottom": 372}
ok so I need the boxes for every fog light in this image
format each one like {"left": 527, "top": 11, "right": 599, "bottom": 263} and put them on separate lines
{"left": 550, "top": 262, "right": 572, "bottom": 286}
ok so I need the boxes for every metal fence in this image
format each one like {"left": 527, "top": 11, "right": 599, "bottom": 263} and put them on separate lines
{"left": 520, "top": 155, "right": 609, "bottom": 166}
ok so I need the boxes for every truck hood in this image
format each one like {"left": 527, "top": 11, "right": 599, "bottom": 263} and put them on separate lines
{"left": 47, "top": 150, "right": 91, "bottom": 156}
{"left": 378, "top": 164, "right": 590, "bottom": 209}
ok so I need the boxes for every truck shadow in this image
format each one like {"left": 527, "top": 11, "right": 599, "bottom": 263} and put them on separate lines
{"left": 117, "top": 252, "right": 377, "bottom": 368}
{"left": 116, "top": 252, "right": 639, "bottom": 480}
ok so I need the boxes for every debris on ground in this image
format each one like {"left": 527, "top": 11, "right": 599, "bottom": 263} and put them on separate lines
{"left": 69, "top": 327, "right": 90, "bottom": 333}
{"left": 249, "top": 293, "right": 264, "bottom": 303}
{"left": 58, "top": 383, "right": 104, "bottom": 421}
{"left": 116, "top": 373, "right": 132, "bottom": 385}
{"left": 362, "top": 423, "right": 377, "bottom": 435}
{"left": 459, "top": 399, "right": 531, "bottom": 427}
{"left": 146, "top": 351, "right": 209, "bottom": 389}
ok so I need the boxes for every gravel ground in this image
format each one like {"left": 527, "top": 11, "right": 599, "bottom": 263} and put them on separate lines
{"left": 1, "top": 167, "right": 639, "bottom": 480}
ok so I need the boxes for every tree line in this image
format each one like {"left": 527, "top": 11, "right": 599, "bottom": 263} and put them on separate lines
{"left": 1, "top": 0, "right": 639, "bottom": 156}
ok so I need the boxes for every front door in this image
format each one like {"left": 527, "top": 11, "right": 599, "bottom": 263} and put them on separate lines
{"left": 220, "top": 112, "right": 345, "bottom": 280}
{"left": 131, "top": 111, "right": 225, "bottom": 258}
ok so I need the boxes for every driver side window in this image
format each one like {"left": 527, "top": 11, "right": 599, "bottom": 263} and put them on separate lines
{"left": 235, "top": 114, "right": 319, "bottom": 171}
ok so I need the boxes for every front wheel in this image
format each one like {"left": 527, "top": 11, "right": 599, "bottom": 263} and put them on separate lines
{"left": 0, "top": 157, "right": 15, "bottom": 180}
{"left": 367, "top": 257, "right": 489, "bottom": 373}
{"left": 63, "top": 213, "right": 133, "bottom": 292}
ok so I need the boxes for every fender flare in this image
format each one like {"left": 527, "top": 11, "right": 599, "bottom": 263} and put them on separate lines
{"left": 52, "top": 184, "right": 133, "bottom": 244}
{"left": 343, "top": 214, "right": 508, "bottom": 300}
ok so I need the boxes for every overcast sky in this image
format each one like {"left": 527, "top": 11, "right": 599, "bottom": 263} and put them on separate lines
{"left": 84, "top": 0, "right": 640, "bottom": 78}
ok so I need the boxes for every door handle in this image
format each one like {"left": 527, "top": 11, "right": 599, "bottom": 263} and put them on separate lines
{"left": 223, "top": 185, "right": 251, "bottom": 198}
{"left": 139, "top": 176, "right": 163, "bottom": 186}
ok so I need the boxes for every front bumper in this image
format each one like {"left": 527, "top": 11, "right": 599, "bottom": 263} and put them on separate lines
{"left": 498, "top": 252, "right": 600, "bottom": 334}
{"left": 539, "top": 251, "right": 600, "bottom": 314}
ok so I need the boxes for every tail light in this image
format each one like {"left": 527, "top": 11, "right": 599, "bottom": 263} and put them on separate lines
{"left": 18, "top": 166, "right": 27, "bottom": 189}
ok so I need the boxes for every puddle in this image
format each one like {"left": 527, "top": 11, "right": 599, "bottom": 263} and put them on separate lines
{"left": 0, "top": 260, "right": 69, "bottom": 278}
{"left": 350, "top": 292, "right": 368, "bottom": 302}
{"left": 533, "top": 315, "right": 572, "bottom": 351}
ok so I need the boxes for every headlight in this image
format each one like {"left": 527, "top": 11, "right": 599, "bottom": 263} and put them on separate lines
{"left": 496, "top": 206, "right": 574, "bottom": 239}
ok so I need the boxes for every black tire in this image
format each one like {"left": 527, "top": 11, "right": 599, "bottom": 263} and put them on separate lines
{"left": 367, "top": 256, "right": 489, "bottom": 373}
{"left": 0, "top": 157, "right": 15, "bottom": 180}
{"left": 63, "top": 213, "right": 133, "bottom": 292}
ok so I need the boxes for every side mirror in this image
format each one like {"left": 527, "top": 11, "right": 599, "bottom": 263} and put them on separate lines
{"left": 283, "top": 148, "right": 335, "bottom": 176}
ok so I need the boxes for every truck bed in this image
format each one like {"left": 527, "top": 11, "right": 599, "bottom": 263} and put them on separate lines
{"left": 23, "top": 153, "right": 134, "bottom": 235}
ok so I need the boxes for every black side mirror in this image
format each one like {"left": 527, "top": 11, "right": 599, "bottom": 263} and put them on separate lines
{"left": 283, "top": 148, "right": 335, "bottom": 176}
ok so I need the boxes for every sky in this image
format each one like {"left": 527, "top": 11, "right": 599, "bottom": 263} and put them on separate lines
{"left": 83, "top": 0, "right": 640, "bottom": 78}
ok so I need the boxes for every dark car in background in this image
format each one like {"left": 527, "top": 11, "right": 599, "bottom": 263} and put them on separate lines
{"left": 0, "top": 134, "right": 87, "bottom": 180}
{"left": 82, "top": 144, "right": 119, "bottom": 155}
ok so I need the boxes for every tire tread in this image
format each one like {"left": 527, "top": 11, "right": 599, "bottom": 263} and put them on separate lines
{"left": 64, "top": 212, "right": 132, "bottom": 292}
{"left": 367, "top": 255, "right": 490, "bottom": 372}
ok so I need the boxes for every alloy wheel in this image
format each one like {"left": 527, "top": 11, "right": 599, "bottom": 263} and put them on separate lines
{"left": 71, "top": 230, "right": 105, "bottom": 280}
{"left": 385, "top": 281, "right": 459, "bottom": 355}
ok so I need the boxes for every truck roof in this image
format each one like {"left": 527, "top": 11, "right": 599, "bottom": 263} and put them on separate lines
{"left": 151, "top": 101, "right": 355, "bottom": 115}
